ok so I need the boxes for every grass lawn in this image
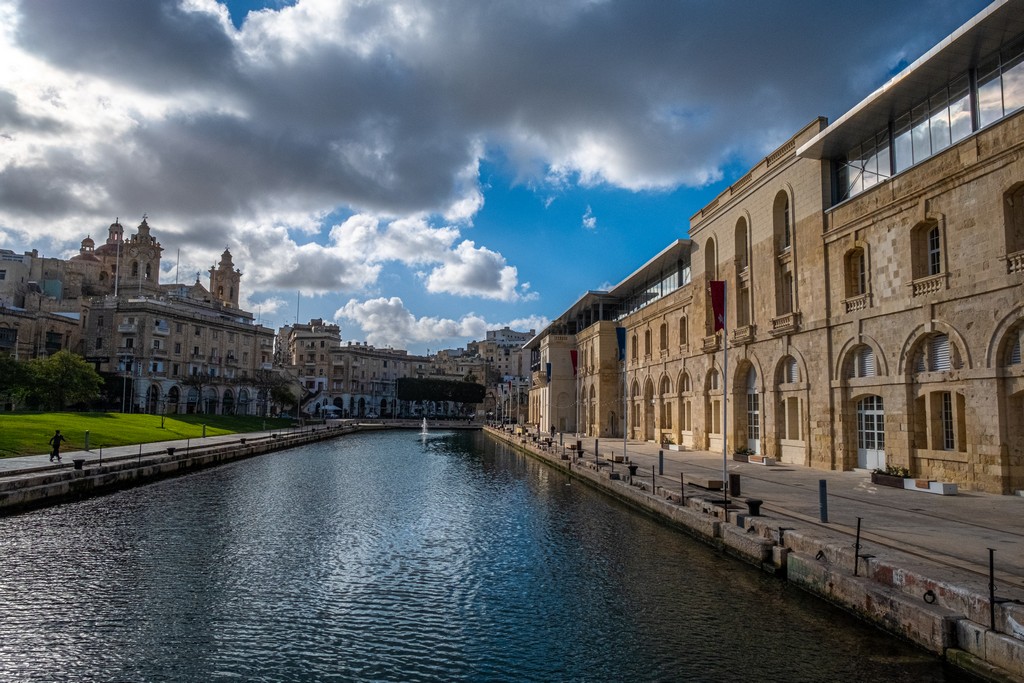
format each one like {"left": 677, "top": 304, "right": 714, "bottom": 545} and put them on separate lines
{"left": 0, "top": 413, "right": 295, "bottom": 458}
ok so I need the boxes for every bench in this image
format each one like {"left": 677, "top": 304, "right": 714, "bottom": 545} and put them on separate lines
{"left": 688, "top": 477, "right": 724, "bottom": 491}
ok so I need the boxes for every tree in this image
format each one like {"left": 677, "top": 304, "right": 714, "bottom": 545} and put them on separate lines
{"left": 25, "top": 350, "right": 103, "bottom": 410}
{"left": 181, "top": 370, "right": 217, "bottom": 414}
{"left": 0, "top": 354, "right": 30, "bottom": 409}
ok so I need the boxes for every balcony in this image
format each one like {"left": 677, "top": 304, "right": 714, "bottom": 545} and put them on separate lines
{"left": 226, "top": 355, "right": 238, "bottom": 366}
{"left": 260, "top": 362, "right": 273, "bottom": 370}
{"left": 730, "top": 324, "right": 756, "bottom": 346}
{"left": 152, "top": 347, "right": 168, "bottom": 357}
{"left": 117, "top": 323, "right": 137, "bottom": 333}
{"left": 769, "top": 311, "right": 801, "bottom": 336}
{"left": 116, "top": 347, "right": 135, "bottom": 357}
{"left": 702, "top": 335, "right": 720, "bottom": 353}
{"left": 843, "top": 293, "right": 871, "bottom": 314}
{"left": 910, "top": 272, "right": 947, "bottom": 297}
{"left": 209, "top": 354, "right": 222, "bottom": 364}
{"left": 153, "top": 324, "right": 170, "bottom": 336}
{"left": 531, "top": 370, "right": 548, "bottom": 386}
{"left": 1007, "top": 250, "right": 1024, "bottom": 274}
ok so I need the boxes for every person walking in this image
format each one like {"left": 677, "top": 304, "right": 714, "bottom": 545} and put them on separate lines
{"left": 48, "top": 429, "right": 67, "bottom": 463}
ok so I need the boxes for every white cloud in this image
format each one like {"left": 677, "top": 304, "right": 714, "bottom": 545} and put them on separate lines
{"left": 334, "top": 296, "right": 549, "bottom": 349}
{"left": 582, "top": 205, "right": 596, "bottom": 230}
{"left": 424, "top": 240, "right": 524, "bottom": 301}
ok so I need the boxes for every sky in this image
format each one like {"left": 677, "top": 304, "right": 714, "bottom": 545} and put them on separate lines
{"left": 0, "top": 0, "right": 993, "bottom": 354}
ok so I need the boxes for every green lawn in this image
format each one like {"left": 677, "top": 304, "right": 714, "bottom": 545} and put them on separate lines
{"left": 0, "top": 413, "right": 295, "bottom": 458}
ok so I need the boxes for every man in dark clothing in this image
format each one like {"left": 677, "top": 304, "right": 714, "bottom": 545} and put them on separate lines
{"left": 48, "top": 430, "right": 66, "bottom": 462}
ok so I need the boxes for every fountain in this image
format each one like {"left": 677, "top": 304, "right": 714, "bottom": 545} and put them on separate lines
{"left": 420, "top": 417, "right": 429, "bottom": 437}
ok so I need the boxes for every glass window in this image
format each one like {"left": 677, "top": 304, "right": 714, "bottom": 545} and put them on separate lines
{"left": 978, "top": 65, "right": 1003, "bottom": 128}
{"left": 928, "top": 226, "right": 941, "bottom": 275}
{"left": 911, "top": 104, "right": 931, "bottom": 163}
{"left": 1003, "top": 52, "right": 1024, "bottom": 117}
{"left": 929, "top": 90, "right": 951, "bottom": 154}
{"left": 948, "top": 77, "right": 972, "bottom": 143}
{"left": 894, "top": 114, "right": 913, "bottom": 173}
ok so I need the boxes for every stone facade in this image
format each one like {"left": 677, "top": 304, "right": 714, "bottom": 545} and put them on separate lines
{"left": 527, "top": 3, "right": 1024, "bottom": 493}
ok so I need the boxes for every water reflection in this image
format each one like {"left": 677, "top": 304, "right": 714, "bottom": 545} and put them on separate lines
{"left": 0, "top": 431, "right": 972, "bottom": 682}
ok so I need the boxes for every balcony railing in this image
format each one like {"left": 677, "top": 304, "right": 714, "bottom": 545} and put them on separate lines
{"left": 910, "top": 272, "right": 947, "bottom": 297}
{"left": 843, "top": 293, "right": 870, "bottom": 314}
{"left": 117, "top": 323, "right": 137, "bottom": 333}
{"left": 730, "top": 324, "right": 756, "bottom": 346}
{"left": 770, "top": 311, "right": 801, "bottom": 336}
{"left": 1007, "top": 250, "right": 1024, "bottom": 274}
{"left": 702, "top": 335, "right": 720, "bottom": 352}
{"left": 153, "top": 324, "right": 170, "bottom": 336}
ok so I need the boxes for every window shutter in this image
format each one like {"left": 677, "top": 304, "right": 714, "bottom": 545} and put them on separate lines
{"left": 929, "top": 334, "right": 951, "bottom": 371}
{"left": 786, "top": 358, "right": 798, "bottom": 383}
{"left": 1011, "top": 337, "right": 1022, "bottom": 366}
{"left": 857, "top": 347, "right": 876, "bottom": 377}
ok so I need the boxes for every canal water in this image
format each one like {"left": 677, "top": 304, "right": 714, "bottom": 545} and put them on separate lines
{"left": 0, "top": 430, "right": 973, "bottom": 682}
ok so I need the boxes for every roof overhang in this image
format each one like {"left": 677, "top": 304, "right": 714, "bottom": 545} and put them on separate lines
{"left": 798, "top": 0, "right": 1024, "bottom": 160}
{"left": 606, "top": 239, "right": 691, "bottom": 299}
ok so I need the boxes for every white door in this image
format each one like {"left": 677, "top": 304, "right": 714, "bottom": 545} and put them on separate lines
{"left": 857, "top": 395, "right": 885, "bottom": 470}
{"left": 746, "top": 369, "right": 760, "bottom": 454}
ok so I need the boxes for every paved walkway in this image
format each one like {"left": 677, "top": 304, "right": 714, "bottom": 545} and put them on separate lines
{"left": 5, "top": 425, "right": 1022, "bottom": 600}
{"left": 539, "top": 431, "right": 1024, "bottom": 596}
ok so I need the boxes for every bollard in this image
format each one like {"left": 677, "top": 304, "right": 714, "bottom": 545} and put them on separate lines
{"left": 854, "top": 517, "right": 863, "bottom": 576}
{"left": 745, "top": 498, "right": 763, "bottom": 516}
{"left": 658, "top": 450, "right": 664, "bottom": 475}
{"left": 680, "top": 472, "right": 685, "bottom": 504}
{"left": 819, "top": 479, "right": 829, "bottom": 523}
{"left": 594, "top": 439, "right": 599, "bottom": 459}
{"left": 729, "top": 473, "right": 741, "bottom": 497}
{"left": 84, "top": 430, "right": 90, "bottom": 452}
{"left": 989, "top": 548, "right": 996, "bottom": 631}
{"left": 651, "top": 465, "right": 656, "bottom": 492}
{"left": 202, "top": 424, "right": 207, "bottom": 438}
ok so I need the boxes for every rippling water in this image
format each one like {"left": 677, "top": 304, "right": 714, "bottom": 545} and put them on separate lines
{"left": 0, "top": 430, "right": 972, "bottom": 682}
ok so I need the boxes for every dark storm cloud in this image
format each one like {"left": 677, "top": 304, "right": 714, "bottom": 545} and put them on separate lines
{"left": 0, "top": 90, "right": 60, "bottom": 134}
{"left": 14, "top": 0, "right": 237, "bottom": 93}
{"left": 0, "top": 0, "right": 994, "bottom": 300}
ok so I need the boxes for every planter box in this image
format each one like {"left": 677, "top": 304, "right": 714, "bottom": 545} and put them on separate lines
{"left": 871, "top": 472, "right": 905, "bottom": 488}
{"left": 732, "top": 453, "right": 750, "bottom": 463}
{"left": 748, "top": 455, "right": 776, "bottom": 466}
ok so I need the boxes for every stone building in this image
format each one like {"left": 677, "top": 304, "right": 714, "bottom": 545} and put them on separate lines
{"left": 528, "top": 0, "right": 1024, "bottom": 493}
{"left": 78, "top": 221, "right": 277, "bottom": 415}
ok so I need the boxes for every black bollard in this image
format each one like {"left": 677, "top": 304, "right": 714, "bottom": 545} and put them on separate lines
{"left": 651, "top": 465, "right": 656, "bottom": 493}
{"left": 729, "top": 473, "right": 741, "bottom": 497}
{"left": 854, "top": 517, "right": 863, "bottom": 576}
{"left": 989, "top": 548, "right": 996, "bottom": 631}
{"left": 819, "top": 480, "right": 829, "bottom": 523}
{"left": 680, "top": 472, "right": 685, "bottom": 504}
{"left": 658, "top": 450, "right": 664, "bottom": 475}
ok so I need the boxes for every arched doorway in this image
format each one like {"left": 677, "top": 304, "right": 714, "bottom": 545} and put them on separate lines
{"left": 237, "top": 389, "right": 250, "bottom": 416}
{"left": 147, "top": 385, "right": 160, "bottom": 414}
{"left": 857, "top": 395, "right": 885, "bottom": 470}
{"left": 222, "top": 389, "right": 235, "bottom": 415}
{"left": 746, "top": 368, "right": 760, "bottom": 454}
{"left": 167, "top": 386, "right": 180, "bottom": 414}
{"left": 643, "top": 379, "right": 655, "bottom": 441}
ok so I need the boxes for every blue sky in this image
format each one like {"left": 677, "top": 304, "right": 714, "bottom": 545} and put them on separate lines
{"left": 0, "top": 0, "right": 991, "bottom": 353}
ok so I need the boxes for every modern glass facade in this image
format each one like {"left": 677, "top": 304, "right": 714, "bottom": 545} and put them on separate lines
{"left": 616, "top": 255, "right": 692, "bottom": 320}
{"left": 836, "top": 36, "right": 1024, "bottom": 204}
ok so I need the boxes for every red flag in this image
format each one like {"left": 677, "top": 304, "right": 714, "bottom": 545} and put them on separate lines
{"left": 709, "top": 280, "right": 726, "bottom": 331}
{"left": 570, "top": 349, "right": 578, "bottom": 377}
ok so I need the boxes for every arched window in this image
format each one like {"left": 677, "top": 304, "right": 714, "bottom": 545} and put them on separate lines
{"left": 911, "top": 219, "right": 944, "bottom": 280}
{"left": 781, "top": 356, "right": 799, "bottom": 384}
{"left": 644, "top": 330, "right": 652, "bottom": 356}
{"left": 773, "top": 191, "right": 791, "bottom": 253}
{"left": 914, "top": 333, "right": 959, "bottom": 372}
{"left": 131, "top": 261, "right": 139, "bottom": 277}
{"left": 631, "top": 334, "right": 638, "bottom": 361}
{"left": 679, "top": 316, "right": 688, "bottom": 347}
{"left": 660, "top": 376, "right": 671, "bottom": 395}
{"left": 1004, "top": 183, "right": 1024, "bottom": 263}
{"left": 681, "top": 372, "right": 691, "bottom": 393}
{"left": 849, "top": 345, "right": 877, "bottom": 378}
{"left": 659, "top": 323, "right": 668, "bottom": 350}
{"left": 704, "top": 237, "right": 718, "bottom": 280}
{"left": 734, "top": 217, "right": 749, "bottom": 271}
{"left": 145, "top": 263, "right": 152, "bottom": 280}
{"left": 845, "top": 248, "right": 867, "bottom": 297}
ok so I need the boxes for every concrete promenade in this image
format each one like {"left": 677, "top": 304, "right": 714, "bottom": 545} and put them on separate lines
{"left": 547, "top": 431, "right": 1024, "bottom": 594}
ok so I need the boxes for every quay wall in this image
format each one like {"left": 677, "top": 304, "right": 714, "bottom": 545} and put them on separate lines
{"left": 484, "top": 427, "right": 1024, "bottom": 683}
{"left": 0, "top": 424, "right": 364, "bottom": 514}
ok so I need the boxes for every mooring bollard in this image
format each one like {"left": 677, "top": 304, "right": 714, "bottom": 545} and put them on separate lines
{"left": 729, "top": 473, "right": 741, "bottom": 497}
{"left": 680, "top": 472, "right": 685, "bottom": 504}
{"left": 989, "top": 548, "right": 997, "bottom": 631}
{"left": 854, "top": 517, "right": 863, "bottom": 576}
{"left": 651, "top": 465, "right": 656, "bottom": 492}
{"left": 202, "top": 424, "right": 207, "bottom": 438}
{"left": 658, "top": 450, "right": 664, "bottom": 475}
{"left": 819, "top": 479, "right": 829, "bottom": 523}
{"left": 84, "top": 430, "right": 90, "bottom": 452}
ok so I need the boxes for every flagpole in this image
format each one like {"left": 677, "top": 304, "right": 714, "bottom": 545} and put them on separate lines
{"left": 722, "top": 281, "right": 729, "bottom": 503}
